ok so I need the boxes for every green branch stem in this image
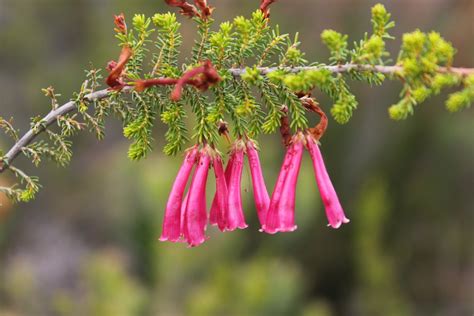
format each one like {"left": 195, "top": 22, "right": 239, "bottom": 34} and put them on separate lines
{"left": 1, "top": 63, "right": 473, "bottom": 174}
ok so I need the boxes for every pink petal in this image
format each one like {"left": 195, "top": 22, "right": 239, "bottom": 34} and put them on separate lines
{"left": 183, "top": 152, "right": 211, "bottom": 247}
{"left": 180, "top": 187, "right": 191, "bottom": 243}
{"left": 209, "top": 155, "right": 228, "bottom": 231}
{"left": 262, "top": 142, "right": 296, "bottom": 234}
{"left": 275, "top": 140, "right": 303, "bottom": 232}
{"left": 246, "top": 140, "right": 270, "bottom": 226}
{"left": 306, "top": 136, "right": 349, "bottom": 229}
{"left": 226, "top": 147, "right": 248, "bottom": 231}
{"left": 159, "top": 147, "right": 198, "bottom": 242}
{"left": 263, "top": 139, "right": 303, "bottom": 234}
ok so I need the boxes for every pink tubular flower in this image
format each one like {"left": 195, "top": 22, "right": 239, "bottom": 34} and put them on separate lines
{"left": 225, "top": 141, "right": 248, "bottom": 231}
{"left": 183, "top": 148, "right": 211, "bottom": 247}
{"left": 246, "top": 140, "right": 270, "bottom": 226}
{"left": 159, "top": 147, "right": 199, "bottom": 242}
{"left": 306, "top": 135, "right": 349, "bottom": 229}
{"left": 180, "top": 189, "right": 190, "bottom": 242}
{"left": 263, "top": 135, "right": 304, "bottom": 234}
{"left": 209, "top": 154, "right": 228, "bottom": 231}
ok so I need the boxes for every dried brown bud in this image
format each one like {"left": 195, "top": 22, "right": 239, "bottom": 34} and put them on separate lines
{"left": 194, "top": 0, "right": 214, "bottom": 19}
{"left": 114, "top": 13, "right": 127, "bottom": 34}
{"left": 165, "top": 0, "right": 200, "bottom": 18}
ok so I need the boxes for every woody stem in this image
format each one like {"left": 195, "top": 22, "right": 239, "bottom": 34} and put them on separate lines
{"left": 1, "top": 63, "right": 473, "bottom": 173}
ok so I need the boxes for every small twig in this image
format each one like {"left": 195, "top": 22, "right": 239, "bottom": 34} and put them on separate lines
{"left": 228, "top": 64, "right": 474, "bottom": 77}
{"left": 0, "top": 88, "right": 130, "bottom": 173}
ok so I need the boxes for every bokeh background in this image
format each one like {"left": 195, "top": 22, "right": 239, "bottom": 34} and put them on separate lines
{"left": 0, "top": 0, "right": 473, "bottom": 315}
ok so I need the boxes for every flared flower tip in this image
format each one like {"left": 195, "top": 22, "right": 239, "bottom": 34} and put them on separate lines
{"left": 187, "top": 236, "right": 210, "bottom": 248}
{"left": 327, "top": 216, "right": 350, "bottom": 229}
{"left": 260, "top": 225, "right": 298, "bottom": 234}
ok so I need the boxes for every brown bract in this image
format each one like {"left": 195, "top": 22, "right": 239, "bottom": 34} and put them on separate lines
{"left": 133, "top": 61, "right": 220, "bottom": 101}
{"left": 279, "top": 105, "right": 292, "bottom": 147}
{"left": 114, "top": 13, "right": 127, "bottom": 34}
{"left": 301, "top": 97, "right": 328, "bottom": 140}
{"left": 134, "top": 78, "right": 181, "bottom": 92}
{"left": 260, "top": 0, "right": 277, "bottom": 19}
{"left": 193, "top": 0, "right": 214, "bottom": 18}
{"left": 170, "top": 60, "right": 221, "bottom": 101}
{"left": 106, "top": 46, "right": 133, "bottom": 90}
{"left": 165, "top": 0, "right": 201, "bottom": 18}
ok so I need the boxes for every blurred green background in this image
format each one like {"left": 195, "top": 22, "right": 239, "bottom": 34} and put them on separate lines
{"left": 0, "top": 0, "right": 473, "bottom": 315}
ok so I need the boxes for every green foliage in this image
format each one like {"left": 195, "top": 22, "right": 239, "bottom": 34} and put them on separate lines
{"left": 445, "top": 74, "right": 474, "bottom": 112}
{"left": 123, "top": 92, "right": 157, "bottom": 160}
{"left": 161, "top": 102, "right": 188, "bottom": 156}
{"left": 152, "top": 12, "right": 182, "bottom": 76}
{"left": 0, "top": 3, "right": 472, "bottom": 204}
{"left": 371, "top": 3, "right": 395, "bottom": 39}
{"left": 321, "top": 30, "right": 348, "bottom": 63}
{"left": 388, "top": 28, "right": 461, "bottom": 120}
{"left": 0, "top": 166, "right": 41, "bottom": 202}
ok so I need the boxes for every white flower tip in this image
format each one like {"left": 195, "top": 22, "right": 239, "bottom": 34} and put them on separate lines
{"left": 278, "top": 225, "right": 298, "bottom": 233}
{"left": 186, "top": 236, "right": 208, "bottom": 248}
{"left": 239, "top": 223, "right": 249, "bottom": 229}
{"left": 328, "top": 221, "right": 342, "bottom": 229}
{"left": 159, "top": 235, "right": 183, "bottom": 243}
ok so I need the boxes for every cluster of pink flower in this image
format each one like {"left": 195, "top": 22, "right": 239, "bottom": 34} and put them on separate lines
{"left": 159, "top": 133, "right": 349, "bottom": 247}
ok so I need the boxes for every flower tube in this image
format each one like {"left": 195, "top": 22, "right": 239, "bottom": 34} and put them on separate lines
{"left": 246, "top": 140, "right": 270, "bottom": 226}
{"left": 306, "top": 135, "right": 349, "bottom": 228}
{"left": 274, "top": 138, "right": 304, "bottom": 232}
{"left": 263, "top": 136, "right": 304, "bottom": 234}
{"left": 262, "top": 140, "right": 296, "bottom": 233}
{"left": 183, "top": 149, "right": 211, "bottom": 247}
{"left": 209, "top": 154, "right": 228, "bottom": 231}
{"left": 159, "top": 147, "right": 199, "bottom": 242}
{"left": 226, "top": 142, "right": 248, "bottom": 231}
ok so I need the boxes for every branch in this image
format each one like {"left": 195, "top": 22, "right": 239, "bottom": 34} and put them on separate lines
{"left": 1, "top": 63, "right": 473, "bottom": 173}
{"left": 0, "top": 88, "right": 116, "bottom": 173}
{"left": 229, "top": 64, "right": 474, "bottom": 77}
